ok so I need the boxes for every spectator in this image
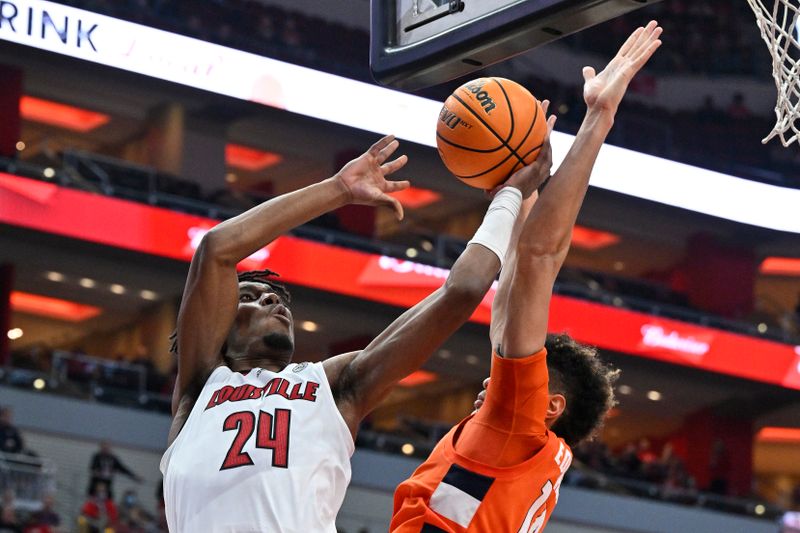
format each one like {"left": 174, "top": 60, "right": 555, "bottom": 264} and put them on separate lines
{"left": 0, "top": 489, "right": 19, "bottom": 533}
{"left": 117, "top": 489, "right": 154, "bottom": 533}
{"left": 794, "top": 293, "right": 800, "bottom": 328}
{"left": 617, "top": 442, "right": 642, "bottom": 477}
{"left": 708, "top": 439, "right": 731, "bottom": 495}
{"left": 791, "top": 483, "right": 800, "bottom": 510}
{"left": 574, "top": 439, "right": 613, "bottom": 472}
{"left": 636, "top": 437, "right": 657, "bottom": 464}
{"left": 78, "top": 483, "right": 118, "bottom": 533}
{"left": 727, "top": 92, "right": 752, "bottom": 119}
{"left": 0, "top": 408, "right": 23, "bottom": 456}
{"left": 88, "top": 442, "right": 142, "bottom": 498}
{"left": 697, "top": 95, "right": 722, "bottom": 124}
{"left": 24, "top": 493, "right": 61, "bottom": 533}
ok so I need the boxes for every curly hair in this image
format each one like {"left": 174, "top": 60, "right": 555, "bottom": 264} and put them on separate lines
{"left": 545, "top": 333, "right": 619, "bottom": 447}
{"left": 169, "top": 269, "right": 291, "bottom": 355}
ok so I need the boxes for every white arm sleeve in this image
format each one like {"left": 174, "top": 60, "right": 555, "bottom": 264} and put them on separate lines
{"left": 467, "top": 187, "right": 522, "bottom": 267}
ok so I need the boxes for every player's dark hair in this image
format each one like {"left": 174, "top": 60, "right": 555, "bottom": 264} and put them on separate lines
{"left": 168, "top": 269, "right": 291, "bottom": 355}
{"left": 545, "top": 333, "right": 618, "bottom": 447}
{"left": 236, "top": 269, "right": 292, "bottom": 305}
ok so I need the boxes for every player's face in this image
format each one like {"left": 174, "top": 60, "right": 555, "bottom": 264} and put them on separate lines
{"left": 229, "top": 282, "right": 295, "bottom": 357}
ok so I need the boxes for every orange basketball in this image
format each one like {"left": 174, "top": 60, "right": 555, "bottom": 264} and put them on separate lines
{"left": 436, "top": 77, "right": 547, "bottom": 189}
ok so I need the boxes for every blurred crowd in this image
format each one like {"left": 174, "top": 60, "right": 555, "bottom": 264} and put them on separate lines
{"left": 7, "top": 346, "right": 175, "bottom": 412}
{"left": 567, "top": 1, "right": 765, "bottom": 77}
{"left": 574, "top": 438, "right": 700, "bottom": 496}
{"left": 1, "top": 407, "right": 167, "bottom": 533}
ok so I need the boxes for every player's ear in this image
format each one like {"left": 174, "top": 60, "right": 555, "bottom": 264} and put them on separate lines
{"left": 546, "top": 393, "right": 566, "bottom": 419}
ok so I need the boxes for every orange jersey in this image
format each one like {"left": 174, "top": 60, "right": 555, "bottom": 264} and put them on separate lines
{"left": 392, "top": 352, "right": 572, "bottom": 533}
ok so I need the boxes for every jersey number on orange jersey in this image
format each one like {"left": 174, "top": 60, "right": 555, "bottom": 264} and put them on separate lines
{"left": 517, "top": 442, "right": 572, "bottom": 533}
{"left": 220, "top": 409, "right": 291, "bottom": 470}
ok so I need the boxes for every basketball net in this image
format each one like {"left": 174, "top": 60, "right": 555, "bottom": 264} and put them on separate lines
{"left": 747, "top": 0, "right": 800, "bottom": 146}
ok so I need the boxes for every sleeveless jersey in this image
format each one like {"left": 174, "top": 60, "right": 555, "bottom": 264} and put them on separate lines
{"left": 391, "top": 418, "right": 572, "bottom": 533}
{"left": 160, "top": 362, "right": 354, "bottom": 533}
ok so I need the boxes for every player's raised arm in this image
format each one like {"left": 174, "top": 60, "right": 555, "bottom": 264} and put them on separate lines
{"left": 488, "top": 101, "right": 555, "bottom": 349}
{"left": 501, "top": 21, "right": 662, "bottom": 358}
{"left": 172, "top": 136, "right": 409, "bottom": 414}
{"left": 325, "top": 134, "right": 554, "bottom": 436}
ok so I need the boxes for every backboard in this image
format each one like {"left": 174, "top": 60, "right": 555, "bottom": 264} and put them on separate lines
{"left": 371, "top": 0, "right": 663, "bottom": 90}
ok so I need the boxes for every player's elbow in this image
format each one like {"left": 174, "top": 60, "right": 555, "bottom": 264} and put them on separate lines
{"left": 196, "top": 229, "right": 236, "bottom": 267}
{"left": 442, "top": 274, "right": 490, "bottom": 307}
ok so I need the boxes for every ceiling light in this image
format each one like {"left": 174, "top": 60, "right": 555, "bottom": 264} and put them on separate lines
{"left": 613, "top": 261, "right": 625, "bottom": 271}
{"left": 32, "top": 378, "right": 46, "bottom": 390}
{"left": 225, "top": 173, "right": 238, "bottom": 183}
{"left": 757, "top": 427, "right": 800, "bottom": 443}
{"left": 15, "top": 141, "right": 25, "bottom": 151}
{"left": 45, "top": 271, "right": 64, "bottom": 282}
{"left": 7, "top": 328, "right": 23, "bottom": 340}
{"left": 79, "top": 277, "right": 96, "bottom": 288}
{"left": 43, "top": 167, "right": 55, "bottom": 179}
{"left": 618, "top": 384, "right": 632, "bottom": 395}
{"left": 466, "top": 355, "right": 480, "bottom": 365}
{"left": 300, "top": 320, "right": 318, "bottom": 332}
{"left": 406, "top": 248, "right": 418, "bottom": 258}
{"left": 401, "top": 443, "right": 415, "bottom": 455}
{"left": 612, "top": 297, "right": 623, "bottom": 307}
{"left": 646, "top": 390, "right": 662, "bottom": 401}
{"left": 10, "top": 291, "right": 102, "bottom": 322}
{"left": 140, "top": 290, "right": 158, "bottom": 300}
{"left": 20, "top": 95, "right": 110, "bottom": 132}
{"left": 754, "top": 504, "right": 765, "bottom": 516}
{"left": 421, "top": 240, "right": 434, "bottom": 252}
{"left": 571, "top": 225, "right": 620, "bottom": 250}
{"left": 398, "top": 370, "right": 437, "bottom": 387}
{"left": 225, "top": 144, "right": 283, "bottom": 172}
{"left": 760, "top": 257, "right": 800, "bottom": 275}
{"left": 110, "top": 284, "right": 126, "bottom": 295}
{"left": 388, "top": 187, "right": 442, "bottom": 209}
{"left": 757, "top": 323, "right": 768, "bottom": 334}
{"left": 438, "top": 349, "right": 451, "bottom": 359}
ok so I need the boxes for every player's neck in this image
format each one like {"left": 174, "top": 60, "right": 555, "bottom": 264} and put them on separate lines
{"left": 228, "top": 356, "right": 287, "bottom": 373}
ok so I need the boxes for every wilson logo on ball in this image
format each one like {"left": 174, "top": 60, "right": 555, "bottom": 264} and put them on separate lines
{"left": 439, "top": 107, "right": 462, "bottom": 129}
{"left": 464, "top": 79, "right": 496, "bottom": 114}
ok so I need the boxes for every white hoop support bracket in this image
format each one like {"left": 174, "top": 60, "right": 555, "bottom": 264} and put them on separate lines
{"left": 747, "top": 0, "right": 800, "bottom": 146}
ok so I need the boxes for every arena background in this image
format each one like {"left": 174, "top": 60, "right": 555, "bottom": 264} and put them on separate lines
{"left": 1, "top": 0, "right": 800, "bottom": 531}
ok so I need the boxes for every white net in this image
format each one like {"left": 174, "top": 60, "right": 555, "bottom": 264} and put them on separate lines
{"left": 747, "top": 0, "right": 800, "bottom": 146}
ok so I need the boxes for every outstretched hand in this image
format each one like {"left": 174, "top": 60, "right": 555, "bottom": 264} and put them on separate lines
{"left": 489, "top": 99, "right": 557, "bottom": 199}
{"left": 583, "top": 20, "right": 662, "bottom": 116}
{"left": 335, "top": 135, "right": 411, "bottom": 220}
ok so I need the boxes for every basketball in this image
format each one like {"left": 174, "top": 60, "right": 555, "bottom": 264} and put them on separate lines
{"left": 436, "top": 77, "right": 547, "bottom": 189}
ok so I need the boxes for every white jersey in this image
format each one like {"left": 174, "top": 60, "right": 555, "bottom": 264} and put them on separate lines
{"left": 160, "top": 362, "right": 354, "bottom": 533}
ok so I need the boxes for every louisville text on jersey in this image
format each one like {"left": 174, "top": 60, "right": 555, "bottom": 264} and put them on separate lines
{"left": 205, "top": 378, "right": 319, "bottom": 410}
